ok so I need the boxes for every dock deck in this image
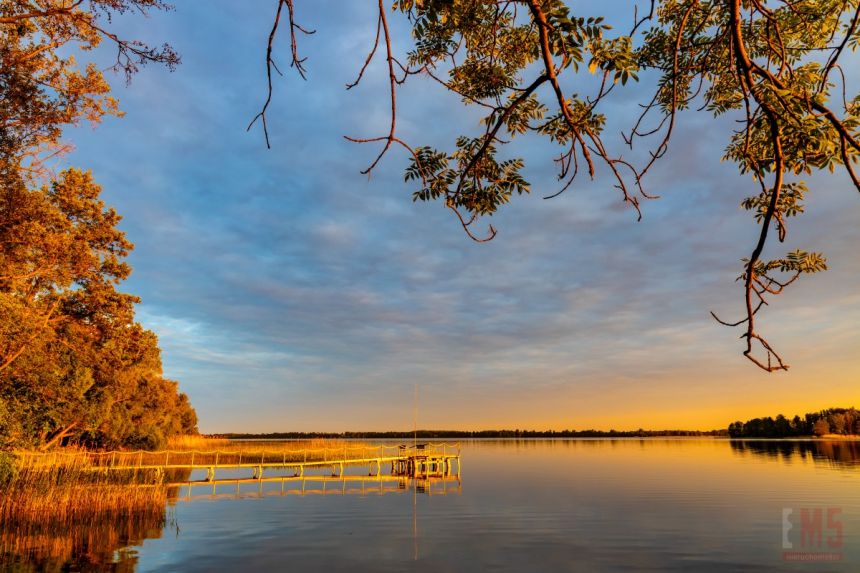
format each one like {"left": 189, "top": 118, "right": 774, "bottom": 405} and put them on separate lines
{"left": 20, "top": 443, "right": 461, "bottom": 482}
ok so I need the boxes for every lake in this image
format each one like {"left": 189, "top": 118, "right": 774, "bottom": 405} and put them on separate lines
{"left": 3, "top": 439, "right": 858, "bottom": 571}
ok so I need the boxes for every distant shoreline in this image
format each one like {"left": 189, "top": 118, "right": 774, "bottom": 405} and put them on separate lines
{"left": 206, "top": 431, "right": 860, "bottom": 441}
{"left": 208, "top": 430, "right": 728, "bottom": 440}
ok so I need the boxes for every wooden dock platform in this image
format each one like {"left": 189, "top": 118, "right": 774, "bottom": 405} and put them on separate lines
{"left": 20, "top": 443, "right": 461, "bottom": 482}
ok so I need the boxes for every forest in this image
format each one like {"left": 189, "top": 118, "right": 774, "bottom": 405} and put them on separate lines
{"left": 728, "top": 407, "right": 860, "bottom": 438}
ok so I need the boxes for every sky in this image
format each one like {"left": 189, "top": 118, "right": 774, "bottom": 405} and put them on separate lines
{"left": 63, "top": 2, "right": 860, "bottom": 433}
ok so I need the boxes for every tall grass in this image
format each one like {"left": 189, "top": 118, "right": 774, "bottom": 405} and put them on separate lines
{"left": 167, "top": 434, "right": 229, "bottom": 449}
{"left": 0, "top": 450, "right": 172, "bottom": 566}
{"left": 167, "top": 435, "right": 374, "bottom": 452}
{"left": 2, "top": 450, "right": 168, "bottom": 521}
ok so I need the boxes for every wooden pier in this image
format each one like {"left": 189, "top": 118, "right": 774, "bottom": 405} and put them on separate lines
{"left": 20, "top": 443, "right": 461, "bottom": 482}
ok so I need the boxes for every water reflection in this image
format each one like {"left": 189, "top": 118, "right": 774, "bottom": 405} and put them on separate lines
{"left": 3, "top": 439, "right": 859, "bottom": 572}
{"left": 0, "top": 472, "right": 457, "bottom": 571}
{"left": 0, "top": 499, "right": 171, "bottom": 572}
{"left": 730, "top": 439, "right": 860, "bottom": 468}
{"left": 169, "top": 475, "right": 462, "bottom": 502}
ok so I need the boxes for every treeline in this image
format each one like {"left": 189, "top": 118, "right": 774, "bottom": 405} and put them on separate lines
{"left": 0, "top": 3, "right": 197, "bottom": 450}
{"left": 728, "top": 407, "right": 859, "bottom": 438}
{"left": 213, "top": 429, "right": 727, "bottom": 440}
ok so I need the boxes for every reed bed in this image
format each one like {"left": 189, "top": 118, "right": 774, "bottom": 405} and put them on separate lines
{"left": 168, "top": 435, "right": 375, "bottom": 453}
{"left": 2, "top": 452, "right": 167, "bottom": 523}
{"left": 167, "top": 434, "right": 230, "bottom": 449}
{"left": 0, "top": 451, "right": 172, "bottom": 568}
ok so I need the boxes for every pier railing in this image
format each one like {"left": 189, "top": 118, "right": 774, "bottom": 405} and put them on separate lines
{"left": 17, "top": 442, "right": 461, "bottom": 472}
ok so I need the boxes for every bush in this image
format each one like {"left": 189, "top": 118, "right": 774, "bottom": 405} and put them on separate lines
{"left": 0, "top": 451, "right": 19, "bottom": 484}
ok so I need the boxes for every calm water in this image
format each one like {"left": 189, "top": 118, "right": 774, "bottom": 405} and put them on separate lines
{"left": 4, "top": 439, "right": 859, "bottom": 571}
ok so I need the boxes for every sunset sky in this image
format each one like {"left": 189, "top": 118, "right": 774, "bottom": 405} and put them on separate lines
{"left": 65, "top": 2, "right": 859, "bottom": 433}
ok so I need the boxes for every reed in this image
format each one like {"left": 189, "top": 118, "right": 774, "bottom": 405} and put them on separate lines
{"left": 0, "top": 450, "right": 172, "bottom": 567}
{"left": 166, "top": 434, "right": 229, "bottom": 449}
{"left": 167, "top": 435, "right": 372, "bottom": 452}
{"left": 1, "top": 451, "right": 167, "bottom": 526}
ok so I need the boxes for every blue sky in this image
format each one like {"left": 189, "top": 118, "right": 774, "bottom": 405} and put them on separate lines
{"left": 64, "top": 2, "right": 860, "bottom": 432}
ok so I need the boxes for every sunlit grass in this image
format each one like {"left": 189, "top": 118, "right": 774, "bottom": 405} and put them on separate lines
{"left": 8, "top": 439, "right": 413, "bottom": 481}
{"left": 168, "top": 435, "right": 375, "bottom": 452}
{"left": 160, "top": 436, "right": 398, "bottom": 464}
{"left": 0, "top": 451, "right": 172, "bottom": 565}
{"left": 2, "top": 451, "right": 167, "bottom": 524}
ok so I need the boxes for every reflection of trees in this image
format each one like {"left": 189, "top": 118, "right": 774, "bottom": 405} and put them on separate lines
{"left": 0, "top": 510, "right": 170, "bottom": 572}
{"left": 0, "top": 471, "right": 190, "bottom": 571}
{"left": 729, "top": 440, "right": 860, "bottom": 468}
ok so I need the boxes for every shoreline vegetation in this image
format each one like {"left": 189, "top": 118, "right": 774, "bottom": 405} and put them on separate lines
{"left": 210, "top": 407, "right": 859, "bottom": 441}
{"left": 210, "top": 429, "right": 729, "bottom": 440}
{"left": 210, "top": 429, "right": 859, "bottom": 440}
{"left": 728, "top": 407, "right": 860, "bottom": 438}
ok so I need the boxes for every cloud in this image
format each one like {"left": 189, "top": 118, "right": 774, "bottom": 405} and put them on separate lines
{"left": 62, "top": 2, "right": 860, "bottom": 432}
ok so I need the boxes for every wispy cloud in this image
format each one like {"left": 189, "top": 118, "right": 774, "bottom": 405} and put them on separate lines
{"left": 64, "top": 2, "right": 860, "bottom": 432}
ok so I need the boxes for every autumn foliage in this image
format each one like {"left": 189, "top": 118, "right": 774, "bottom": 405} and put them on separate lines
{"left": 0, "top": 1, "right": 195, "bottom": 450}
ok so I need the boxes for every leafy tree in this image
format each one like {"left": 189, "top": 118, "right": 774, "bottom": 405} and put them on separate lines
{"left": 0, "top": 1, "right": 194, "bottom": 450}
{"left": 0, "top": 167, "right": 197, "bottom": 449}
{"left": 790, "top": 415, "right": 805, "bottom": 436}
{"left": 813, "top": 418, "right": 831, "bottom": 437}
{"left": 256, "top": 0, "right": 859, "bottom": 371}
{"left": 0, "top": 0, "right": 178, "bottom": 172}
{"left": 0, "top": 169, "right": 196, "bottom": 447}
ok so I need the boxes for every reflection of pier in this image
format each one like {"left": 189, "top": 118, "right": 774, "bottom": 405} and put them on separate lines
{"left": 169, "top": 474, "right": 462, "bottom": 501}
{"left": 23, "top": 443, "right": 461, "bottom": 482}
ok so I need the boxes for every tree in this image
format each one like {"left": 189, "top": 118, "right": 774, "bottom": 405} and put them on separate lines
{"left": 812, "top": 419, "right": 831, "bottom": 437}
{"left": 828, "top": 412, "right": 847, "bottom": 435}
{"left": 791, "top": 415, "right": 804, "bottom": 436}
{"left": 0, "top": 1, "right": 194, "bottom": 449}
{"left": 255, "top": 0, "right": 858, "bottom": 372}
{"left": 0, "top": 168, "right": 197, "bottom": 449}
{"left": 0, "top": 0, "right": 178, "bottom": 172}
